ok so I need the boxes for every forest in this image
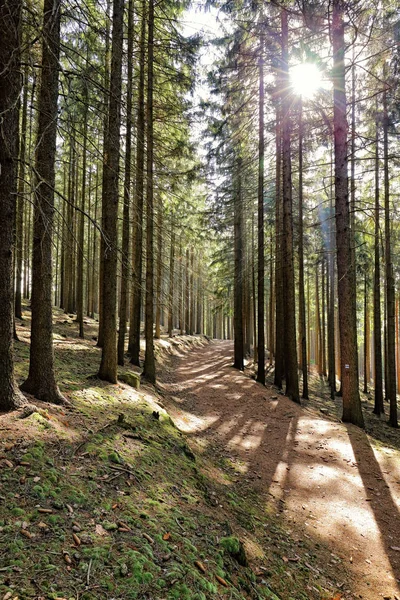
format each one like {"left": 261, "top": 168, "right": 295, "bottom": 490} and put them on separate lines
{"left": 0, "top": 0, "right": 400, "bottom": 598}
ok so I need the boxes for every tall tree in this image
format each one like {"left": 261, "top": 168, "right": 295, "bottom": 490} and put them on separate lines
{"left": 129, "top": 0, "right": 146, "bottom": 366}
{"left": 332, "top": 0, "right": 364, "bottom": 427}
{"left": 281, "top": 9, "right": 300, "bottom": 404}
{"left": 21, "top": 0, "right": 66, "bottom": 404}
{"left": 118, "top": 0, "right": 134, "bottom": 365}
{"left": 256, "top": 33, "right": 265, "bottom": 385}
{"left": 383, "top": 82, "right": 398, "bottom": 428}
{"left": 142, "top": 0, "right": 156, "bottom": 383}
{"left": 373, "top": 111, "right": 384, "bottom": 415}
{"left": 233, "top": 158, "right": 244, "bottom": 371}
{"left": 98, "top": 0, "right": 124, "bottom": 382}
{"left": 0, "top": 0, "right": 24, "bottom": 410}
{"left": 298, "top": 98, "right": 308, "bottom": 399}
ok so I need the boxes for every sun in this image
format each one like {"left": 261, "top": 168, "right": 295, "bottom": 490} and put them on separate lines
{"left": 290, "top": 63, "right": 322, "bottom": 99}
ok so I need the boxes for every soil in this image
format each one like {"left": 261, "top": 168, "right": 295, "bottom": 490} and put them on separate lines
{"left": 158, "top": 339, "right": 400, "bottom": 600}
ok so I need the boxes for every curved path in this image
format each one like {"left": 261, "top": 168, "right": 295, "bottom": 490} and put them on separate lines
{"left": 158, "top": 339, "right": 400, "bottom": 600}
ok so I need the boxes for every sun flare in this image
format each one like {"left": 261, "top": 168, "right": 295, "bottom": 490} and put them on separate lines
{"left": 290, "top": 62, "right": 322, "bottom": 99}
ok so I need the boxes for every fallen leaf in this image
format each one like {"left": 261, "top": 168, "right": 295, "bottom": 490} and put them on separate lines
{"left": 282, "top": 556, "right": 289, "bottom": 563}
{"left": 72, "top": 533, "right": 81, "bottom": 546}
{"left": 215, "top": 575, "right": 228, "bottom": 587}
{"left": 163, "top": 532, "right": 171, "bottom": 541}
{"left": 143, "top": 533, "right": 154, "bottom": 544}
{"left": 194, "top": 560, "right": 206, "bottom": 573}
{"left": 20, "top": 529, "right": 32, "bottom": 539}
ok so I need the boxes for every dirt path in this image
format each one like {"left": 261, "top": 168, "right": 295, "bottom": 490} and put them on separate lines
{"left": 158, "top": 339, "right": 400, "bottom": 600}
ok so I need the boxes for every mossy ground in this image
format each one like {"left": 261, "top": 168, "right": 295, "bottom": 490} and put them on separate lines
{"left": 1, "top": 307, "right": 345, "bottom": 599}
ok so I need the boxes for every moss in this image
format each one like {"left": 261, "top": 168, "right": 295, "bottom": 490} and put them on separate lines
{"left": 11, "top": 507, "right": 25, "bottom": 517}
{"left": 108, "top": 451, "right": 123, "bottom": 464}
{"left": 220, "top": 536, "right": 248, "bottom": 566}
{"left": 220, "top": 536, "right": 240, "bottom": 554}
{"left": 32, "top": 485, "right": 46, "bottom": 499}
{"left": 119, "top": 372, "right": 140, "bottom": 389}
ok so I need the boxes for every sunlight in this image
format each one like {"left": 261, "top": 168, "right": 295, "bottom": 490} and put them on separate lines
{"left": 290, "top": 62, "right": 322, "bottom": 99}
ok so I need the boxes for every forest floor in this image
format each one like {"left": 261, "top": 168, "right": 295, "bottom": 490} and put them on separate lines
{"left": 157, "top": 339, "right": 400, "bottom": 600}
{"left": 0, "top": 309, "right": 399, "bottom": 599}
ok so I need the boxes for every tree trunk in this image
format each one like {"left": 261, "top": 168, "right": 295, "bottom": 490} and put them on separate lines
{"left": 281, "top": 9, "right": 299, "bottom": 403}
{"left": 233, "top": 160, "right": 244, "bottom": 370}
{"left": 298, "top": 98, "right": 308, "bottom": 398}
{"left": 98, "top": 0, "right": 124, "bottom": 383}
{"left": 274, "top": 102, "right": 284, "bottom": 388}
{"left": 142, "top": 0, "right": 156, "bottom": 383}
{"left": 328, "top": 150, "right": 336, "bottom": 399}
{"left": 118, "top": 0, "right": 134, "bottom": 365}
{"left": 256, "top": 36, "right": 265, "bottom": 385}
{"left": 383, "top": 83, "right": 398, "bottom": 427}
{"left": 128, "top": 0, "right": 146, "bottom": 365}
{"left": 0, "top": 0, "right": 25, "bottom": 410}
{"left": 97, "top": 0, "right": 112, "bottom": 349}
{"left": 155, "top": 199, "right": 162, "bottom": 339}
{"left": 168, "top": 213, "right": 175, "bottom": 337}
{"left": 15, "top": 61, "right": 28, "bottom": 320}
{"left": 363, "top": 271, "right": 370, "bottom": 394}
{"left": 21, "top": 0, "right": 66, "bottom": 404}
{"left": 77, "top": 83, "right": 88, "bottom": 339}
{"left": 332, "top": 0, "right": 363, "bottom": 427}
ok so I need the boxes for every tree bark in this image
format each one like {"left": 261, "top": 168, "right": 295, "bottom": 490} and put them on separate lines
{"left": 256, "top": 36, "right": 265, "bottom": 385}
{"left": 383, "top": 83, "right": 398, "bottom": 427}
{"left": 372, "top": 136, "right": 383, "bottom": 408}
{"left": 168, "top": 213, "right": 175, "bottom": 337}
{"left": 142, "top": 0, "right": 156, "bottom": 383}
{"left": 332, "top": 0, "right": 364, "bottom": 427}
{"left": 0, "top": 0, "right": 25, "bottom": 410}
{"left": 98, "top": 0, "right": 124, "bottom": 383}
{"left": 128, "top": 0, "right": 146, "bottom": 365}
{"left": 233, "top": 160, "right": 244, "bottom": 370}
{"left": 21, "top": 0, "right": 66, "bottom": 404}
{"left": 298, "top": 98, "right": 308, "bottom": 398}
{"left": 118, "top": 0, "right": 134, "bottom": 365}
{"left": 281, "top": 9, "right": 300, "bottom": 403}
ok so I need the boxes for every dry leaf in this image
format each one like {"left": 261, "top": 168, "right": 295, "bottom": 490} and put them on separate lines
{"left": 163, "top": 532, "right": 171, "bottom": 541}
{"left": 63, "top": 553, "right": 72, "bottom": 565}
{"left": 72, "top": 533, "right": 81, "bottom": 546}
{"left": 20, "top": 529, "right": 32, "bottom": 539}
{"left": 3, "top": 460, "right": 14, "bottom": 468}
{"left": 143, "top": 533, "right": 154, "bottom": 544}
{"left": 194, "top": 560, "right": 206, "bottom": 573}
{"left": 215, "top": 575, "right": 228, "bottom": 587}
{"left": 282, "top": 556, "right": 289, "bottom": 563}
{"left": 38, "top": 508, "right": 52, "bottom": 514}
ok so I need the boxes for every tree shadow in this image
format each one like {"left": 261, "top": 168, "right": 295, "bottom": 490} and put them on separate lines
{"left": 346, "top": 424, "right": 400, "bottom": 588}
